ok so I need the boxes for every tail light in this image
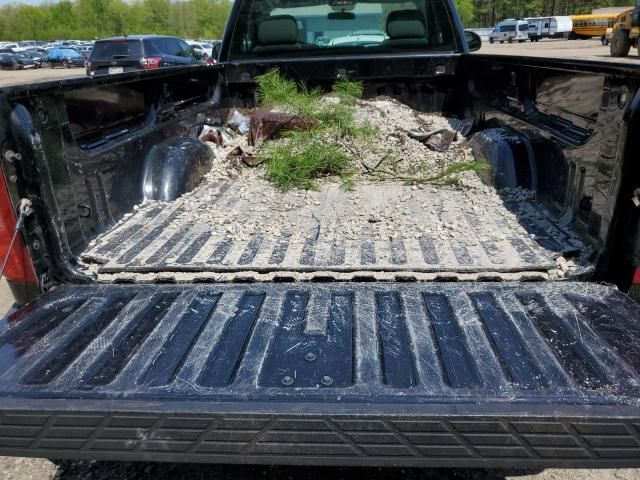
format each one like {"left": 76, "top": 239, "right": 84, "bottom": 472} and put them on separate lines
{"left": 0, "top": 170, "right": 37, "bottom": 285}
{"left": 140, "top": 57, "right": 162, "bottom": 69}
{"left": 633, "top": 268, "right": 640, "bottom": 285}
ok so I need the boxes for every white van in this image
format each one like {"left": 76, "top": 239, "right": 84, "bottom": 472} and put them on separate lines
{"left": 489, "top": 19, "right": 530, "bottom": 43}
{"left": 0, "top": 43, "right": 19, "bottom": 52}
{"left": 526, "top": 16, "right": 573, "bottom": 41}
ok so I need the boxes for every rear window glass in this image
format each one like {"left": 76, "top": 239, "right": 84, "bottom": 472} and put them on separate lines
{"left": 144, "top": 38, "right": 195, "bottom": 58}
{"left": 92, "top": 40, "right": 142, "bottom": 59}
{"left": 227, "top": 0, "right": 458, "bottom": 59}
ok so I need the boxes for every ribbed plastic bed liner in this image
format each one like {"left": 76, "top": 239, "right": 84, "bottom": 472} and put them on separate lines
{"left": 0, "top": 282, "right": 638, "bottom": 466}
{"left": 81, "top": 182, "right": 583, "bottom": 277}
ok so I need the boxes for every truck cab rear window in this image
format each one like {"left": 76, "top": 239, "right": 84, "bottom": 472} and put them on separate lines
{"left": 227, "top": 0, "right": 458, "bottom": 59}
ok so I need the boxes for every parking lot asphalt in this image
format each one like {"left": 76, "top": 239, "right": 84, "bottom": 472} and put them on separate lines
{"left": 0, "top": 38, "right": 638, "bottom": 479}
{"left": 0, "top": 66, "right": 84, "bottom": 87}
{"left": 0, "top": 39, "right": 636, "bottom": 89}
{"left": 478, "top": 38, "right": 639, "bottom": 64}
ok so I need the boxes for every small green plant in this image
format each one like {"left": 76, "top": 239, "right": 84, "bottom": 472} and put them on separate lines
{"left": 254, "top": 69, "right": 370, "bottom": 190}
{"left": 255, "top": 69, "right": 322, "bottom": 118}
{"left": 404, "top": 161, "right": 491, "bottom": 185}
{"left": 332, "top": 77, "right": 364, "bottom": 105}
{"left": 261, "top": 133, "right": 350, "bottom": 191}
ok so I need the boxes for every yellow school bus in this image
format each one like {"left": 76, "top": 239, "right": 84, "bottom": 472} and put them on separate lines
{"left": 570, "top": 13, "right": 619, "bottom": 42}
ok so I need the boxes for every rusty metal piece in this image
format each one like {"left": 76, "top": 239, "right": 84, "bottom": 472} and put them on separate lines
{"left": 225, "top": 146, "right": 262, "bottom": 168}
{"left": 200, "top": 128, "right": 224, "bottom": 146}
{"left": 241, "top": 151, "right": 262, "bottom": 167}
{"left": 226, "top": 146, "right": 244, "bottom": 160}
{"left": 425, "top": 129, "right": 457, "bottom": 152}
{"left": 248, "top": 109, "right": 316, "bottom": 146}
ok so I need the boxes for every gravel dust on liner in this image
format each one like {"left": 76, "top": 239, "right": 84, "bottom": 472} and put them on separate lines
{"left": 80, "top": 98, "right": 589, "bottom": 281}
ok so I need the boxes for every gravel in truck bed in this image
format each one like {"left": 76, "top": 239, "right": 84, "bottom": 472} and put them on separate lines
{"left": 80, "top": 99, "right": 589, "bottom": 283}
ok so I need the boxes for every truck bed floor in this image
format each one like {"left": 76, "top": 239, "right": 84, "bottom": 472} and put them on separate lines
{"left": 81, "top": 177, "right": 585, "bottom": 280}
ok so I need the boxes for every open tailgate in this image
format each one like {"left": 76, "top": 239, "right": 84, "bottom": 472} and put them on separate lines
{"left": 0, "top": 282, "right": 638, "bottom": 468}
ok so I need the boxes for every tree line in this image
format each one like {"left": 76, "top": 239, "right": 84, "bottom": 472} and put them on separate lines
{"left": 0, "top": 0, "right": 632, "bottom": 42}
{"left": 455, "top": 0, "right": 634, "bottom": 27}
{"left": 0, "top": 0, "right": 231, "bottom": 41}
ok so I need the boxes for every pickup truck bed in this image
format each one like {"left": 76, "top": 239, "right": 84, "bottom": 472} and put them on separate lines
{"left": 0, "top": 47, "right": 639, "bottom": 467}
{"left": 0, "top": 282, "right": 638, "bottom": 467}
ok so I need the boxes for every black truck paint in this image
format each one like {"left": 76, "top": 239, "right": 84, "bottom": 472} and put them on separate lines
{"left": 0, "top": 0, "right": 639, "bottom": 468}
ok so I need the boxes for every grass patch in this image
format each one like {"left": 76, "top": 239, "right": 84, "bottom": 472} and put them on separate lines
{"left": 255, "top": 69, "right": 370, "bottom": 191}
{"left": 333, "top": 77, "right": 364, "bottom": 105}
{"left": 262, "top": 133, "right": 351, "bottom": 191}
{"left": 255, "top": 69, "right": 322, "bottom": 118}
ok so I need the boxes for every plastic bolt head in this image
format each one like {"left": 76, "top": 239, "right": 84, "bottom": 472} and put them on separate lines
{"left": 321, "top": 375, "right": 334, "bottom": 386}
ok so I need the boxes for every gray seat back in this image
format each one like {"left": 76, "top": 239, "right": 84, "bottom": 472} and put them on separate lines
{"left": 382, "top": 10, "right": 430, "bottom": 48}
{"left": 254, "top": 15, "right": 300, "bottom": 52}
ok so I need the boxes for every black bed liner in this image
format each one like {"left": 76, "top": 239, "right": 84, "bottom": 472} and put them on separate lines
{"left": 0, "top": 282, "right": 639, "bottom": 467}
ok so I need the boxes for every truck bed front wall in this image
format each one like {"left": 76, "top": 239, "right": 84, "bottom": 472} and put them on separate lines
{"left": 0, "top": 282, "right": 638, "bottom": 466}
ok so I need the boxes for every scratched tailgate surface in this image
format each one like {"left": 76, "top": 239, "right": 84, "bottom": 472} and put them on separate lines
{"left": 0, "top": 282, "right": 638, "bottom": 466}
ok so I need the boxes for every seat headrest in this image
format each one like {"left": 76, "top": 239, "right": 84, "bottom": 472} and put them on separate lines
{"left": 386, "top": 10, "right": 427, "bottom": 39}
{"left": 257, "top": 15, "right": 299, "bottom": 45}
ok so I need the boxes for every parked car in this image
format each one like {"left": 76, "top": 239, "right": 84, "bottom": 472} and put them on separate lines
{"left": 0, "top": 52, "right": 36, "bottom": 70}
{"left": 187, "top": 40, "right": 213, "bottom": 57}
{"left": 0, "top": 43, "right": 19, "bottom": 51}
{"left": 75, "top": 45, "right": 93, "bottom": 57}
{"left": 15, "top": 41, "right": 39, "bottom": 52}
{"left": 24, "top": 47, "right": 47, "bottom": 54}
{"left": 86, "top": 35, "right": 203, "bottom": 76}
{"left": 0, "top": 53, "right": 18, "bottom": 70}
{"left": 13, "top": 52, "right": 37, "bottom": 69}
{"left": 489, "top": 19, "right": 530, "bottom": 43}
{"left": 21, "top": 50, "right": 45, "bottom": 68}
{"left": 47, "top": 47, "right": 85, "bottom": 68}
